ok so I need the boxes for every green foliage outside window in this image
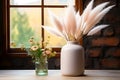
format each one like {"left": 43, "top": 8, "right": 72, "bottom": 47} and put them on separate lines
{"left": 10, "top": 9, "right": 35, "bottom": 48}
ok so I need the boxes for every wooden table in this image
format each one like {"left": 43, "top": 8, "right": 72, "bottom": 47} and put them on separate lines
{"left": 0, "top": 70, "right": 120, "bottom": 80}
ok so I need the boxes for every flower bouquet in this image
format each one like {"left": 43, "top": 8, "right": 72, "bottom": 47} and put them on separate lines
{"left": 25, "top": 37, "right": 56, "bottom": 61}
{"left": 42, "top": 0, "right": 114, "bottom": 76}
{"left": 42, "top": 0, "right": 114, "bottom": 42}
{"left": 21, "top": 36, "right": 56, "bottom": 76}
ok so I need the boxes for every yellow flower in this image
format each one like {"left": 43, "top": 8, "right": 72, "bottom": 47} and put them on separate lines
{"left": 29, "top": 38, "right": 34, "bottom": 45}
{"left": 30, "top": 36, "right": 34, "bottom": 39}
{"left": 30, "top": 45, "right": 38, "bottom": 51}
{"left": 45, "top": 50, "right": 51, "bottom": 55}
{"left": 20, "top": 44, "right": 25, "bottom": 50}
{"left": 10, "top": 41, "right": 16, "bottom": 48}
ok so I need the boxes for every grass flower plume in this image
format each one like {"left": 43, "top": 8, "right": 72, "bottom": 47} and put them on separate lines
{"left": 42, "top": 0, "right": 114, "bottom": 42}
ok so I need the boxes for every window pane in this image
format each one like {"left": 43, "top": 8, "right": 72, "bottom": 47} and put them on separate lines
{"left": 10, "top": 0, "right": 41, "bottom": 5}
{"left": 10, "top": 8, "right": 41, "bottom": 48}
{"left": 44, "top": 8, "right": 66, "bottom": 47}
{"left": 44, "top": 0, "right": 75, "bottom": 5}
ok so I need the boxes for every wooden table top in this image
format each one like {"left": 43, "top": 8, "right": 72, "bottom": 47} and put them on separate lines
{"left": 0, "top": 70, "right": 120, "bottom": 80}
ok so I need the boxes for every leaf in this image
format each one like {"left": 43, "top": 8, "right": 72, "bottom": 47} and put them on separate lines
{"left": 76, "top": 11, "right": 81, "bottom": 30}
{"left": 60, "top": 17, "right": 68, "bottom": 34}
{"left": 95, "top": 5, "right": 115, "bottom": 23}
{"left": 83, "top": 5, "right": 115, "bottom": 35}
{"left": 81, "top": 0, "right": 94, "bottom": 31}
{"left": 48, "top": 10, "right": 63, "bottom": 33}
{"left": 86, "top": 2, "right": 109, "bottom": 26}
{"left": 37, "top": 48, "right": 42, "bottom": 57}
{"left": 42, "top": 26, "right": 67, "bottom": 40}
{"left": 64, "top": 4, "right": 76, "bottom": 36}
{"left": 90, "top": 2, "right": 109, "bottom": 16}
{"left": 82, "top": 0, "right": 94, "bottom": 22}
{"left": 75, "top": 11, "right": 82, "bottom": 39}
{"left": 87, "top": 25, "right": 109, "bottom": 35}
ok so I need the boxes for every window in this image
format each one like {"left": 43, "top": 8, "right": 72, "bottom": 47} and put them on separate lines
{"left": 6, "top": 0, "right": 83, "bottom": 53}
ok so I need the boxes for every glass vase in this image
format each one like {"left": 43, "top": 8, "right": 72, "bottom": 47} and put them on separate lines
{"left": 35, "top": 56, "right": 48, "bottom": 76}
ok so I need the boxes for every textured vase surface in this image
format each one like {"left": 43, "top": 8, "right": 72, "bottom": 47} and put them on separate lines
{"left": 61, "top": 41, "right": 84, "bottom": 76}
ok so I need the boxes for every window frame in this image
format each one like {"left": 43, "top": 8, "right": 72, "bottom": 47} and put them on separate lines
{"left": 5, "top": 0, "right": 83, "bottom": 56}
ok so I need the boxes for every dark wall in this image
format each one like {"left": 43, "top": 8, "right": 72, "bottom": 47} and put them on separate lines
{"left": 83, "top": 0, "right": 120, "bottom": 69}
{"left": 0, "top": 0, "right": 3, "bottom": 55}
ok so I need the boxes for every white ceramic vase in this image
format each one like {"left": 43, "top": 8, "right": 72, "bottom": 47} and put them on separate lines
{"left": 61, "top": 41, "right": 84, "bottom": 76}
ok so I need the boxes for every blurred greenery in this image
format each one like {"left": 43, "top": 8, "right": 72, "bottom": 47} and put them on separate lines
{"left": 10, "top": 8, "right": 35, "bottom": 48}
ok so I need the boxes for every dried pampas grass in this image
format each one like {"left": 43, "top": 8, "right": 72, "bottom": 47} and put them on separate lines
{"left": 42, "top": 0, "right": 114, "bottom": 42}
